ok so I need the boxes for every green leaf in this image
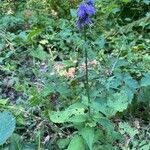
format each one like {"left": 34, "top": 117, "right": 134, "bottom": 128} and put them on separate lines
{"left": 121, "top": 0, "right": 131, "bottom": 3}
{"left": 50, "top": 103, "right": 86, "bottom": 123}
{"left": 80, "top": 127, "right": 94, "bottom": 150}
{"left": 28, "top": 87, "right": 43, "bottom": 106}
{"left": 70, "top": 9, "right": 77, "bottom": 18}
{"left": 140, "top": 143, "right": 150, "bottom": 150}
{"left": 67, "top": 115, "right": 87, "bottom": 123}
{"left": 140, "top": 73, "right": 150, "bottom": 87}
{"left": 57, "top": 138, "right": 70, "bottom": 149}
{"left": 143, "top": 0, "right": 150, "bottom": 4}
{"left": 10, "top": 134, "right": 22, "bottom": 150}
{"left": 41, "top": 84, "right": 54, "bottom": 97}
{"left": 91, "top": 101, "right": 108, "bottom": 117}
{"left": 28, "top": 96, "right": 42, "bottom": 106}
{"left": 27, "top": 28, "right": 43, "bottom": 41}
{"left": 98, "top": 118, "right": 114, "bottom": 132}
{"left": 95, "top": 36, "right": 105, "bottom": 49}
{"left": 0, "top": 111, "right": 16, "bottom": 145}
{"left": 67, "top": 135, "right": 85, "bottom": 150}
{"left": 0, "top": 99, "right": 8, "bottom": 105}
{"left": 107, "top": 90, "right": 129, "bottom": 113}
{"left": 30, "top": 45, "right": 48, "bottom": 60}
{"left": 50, "top": 111, "right": 70, "bottom": 123}
{"left": 138, "top": 86, "right": 150, "bottom": 103}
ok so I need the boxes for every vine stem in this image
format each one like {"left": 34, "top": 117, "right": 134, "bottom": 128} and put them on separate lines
{"left": 83, "top": 28, "right": 91, "bottom": 116}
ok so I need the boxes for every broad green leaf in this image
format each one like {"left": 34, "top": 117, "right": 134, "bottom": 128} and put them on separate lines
{"left": 67, "top": 115, "right": 87, "bottom": 123}
{"left": 91, "top": 101, "right": 108, "bottom": 117}
{"left": 41, "top": 84, "right": 54, "bottom": 97}
{"left": 137, "top": 86, "right": 150, "bottom": 103}
{"left": 140, "top": 73, "right": 150, "bottom": 87}
{"left": 107, "top": 90, "right": 129, "bottom": 113}
{"left": 10, "top": 134, "right": 22, "bottom": 150}
{"left": 30, "top": 45, "right": 48, "bottom": 60}
{"left": 122, "top": 86, "right": 134, "bottom": 103}
{"left": 50, "top": 111, "right": 70, "bottom": 123}
{"left": 57, "top": 138, "right": 70, "bottom": 149}
{"left": 66, "top": 103, "right": 85, "bottom": 114}
{"left": 67, "top": 135, "right": 85, "bottom": 150}
{"left": 50, "top": 103, "right": 86, "bottom": 123}
{"left": 0, "top": 99, "right": 8, "bottom": 105}
{"left": 95, "top": 36, "right": 105, "bottom": 49}
{"left": 0, "top": 111, "right": 16, "bottom": 145}
{"left": 80, "top": 127, "right": 94, "bottom": 150}
{"left": 98, "top": 118, "right": 114, "bottom": 132}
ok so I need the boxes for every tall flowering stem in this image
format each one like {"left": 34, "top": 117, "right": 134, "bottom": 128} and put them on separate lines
{"left": 84, "top": 29, "right": 91, "bottom": 115}
{"left": 77, "top": 0, "right": 95, "bottom": 115}
{"left": 77, "top": 0, "right": 95, "bottom": 30}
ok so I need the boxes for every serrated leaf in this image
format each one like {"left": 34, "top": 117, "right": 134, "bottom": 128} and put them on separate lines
{"left": 107, "top": 90, "right": 129, "bottom": 113}
{"left": 91, "top": 101, "right": 108, "bottom": 116}
{"left": 98, "top": 118, "right": 114, "bottom": 132}
{"left": 50, "top": 103, "right": 86, "bottom": 123}
{"left": 122, "top": 86, "right": 134, "bottom": 103}
{"left": 140, "top": 73, "right": 150, "bottom": 87}
{"left": 80, "top": 127, "right": 94, "bottom": 150}
{"left": 67, "top": 135, "right": 85, "bottom": 150}
{"left": 30, "top": 45, "right": 48, "bottom": 60}
{"left": 0, "top": 111, "right": 16, "bottom": 145}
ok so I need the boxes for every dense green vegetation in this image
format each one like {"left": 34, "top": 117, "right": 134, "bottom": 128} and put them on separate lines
{"left": 0, "top": 0, "right": 150, "bottom": 149}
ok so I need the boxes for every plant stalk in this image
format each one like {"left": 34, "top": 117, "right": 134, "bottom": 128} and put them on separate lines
{"left": 84, "top": 29, "right": 91, "bottom": 116}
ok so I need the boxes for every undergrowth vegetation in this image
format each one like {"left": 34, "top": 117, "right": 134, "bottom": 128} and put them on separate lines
{"left": 0, "top": 0, "right": 150, "bottom": 149}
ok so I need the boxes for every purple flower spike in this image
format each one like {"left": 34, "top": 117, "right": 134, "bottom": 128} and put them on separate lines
{"left": 77, "top": 0, "right": 96, "bottom": 30}
{"left": 86, "top": 0, "right": 94, "bottom": 6}
{"left": 86, "top": 4, "right": 96, "bottom": 15}
{"left": 85, "top": 17, "right": 92, "bottom": 24}
{"left": 77, "top": 4, "right": 87, "bottom": 18}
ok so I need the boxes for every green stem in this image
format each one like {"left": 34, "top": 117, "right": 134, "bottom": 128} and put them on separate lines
{"left": 84, "top": 29, "right": 91, "bottom": 116}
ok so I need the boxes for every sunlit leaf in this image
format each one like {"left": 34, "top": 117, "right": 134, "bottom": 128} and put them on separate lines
{"left": 67, "top": 135, "right": 85, "bottom": 150}
{"left": 0, "top": 111, "right": 16, "bottom": 145}
{"left": 80, "top": 127, "right": 94, "bottom": 150}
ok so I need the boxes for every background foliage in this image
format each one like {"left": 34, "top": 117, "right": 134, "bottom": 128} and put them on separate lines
{"left": 0, "top": 0, "right": 150, "bottom": 149}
